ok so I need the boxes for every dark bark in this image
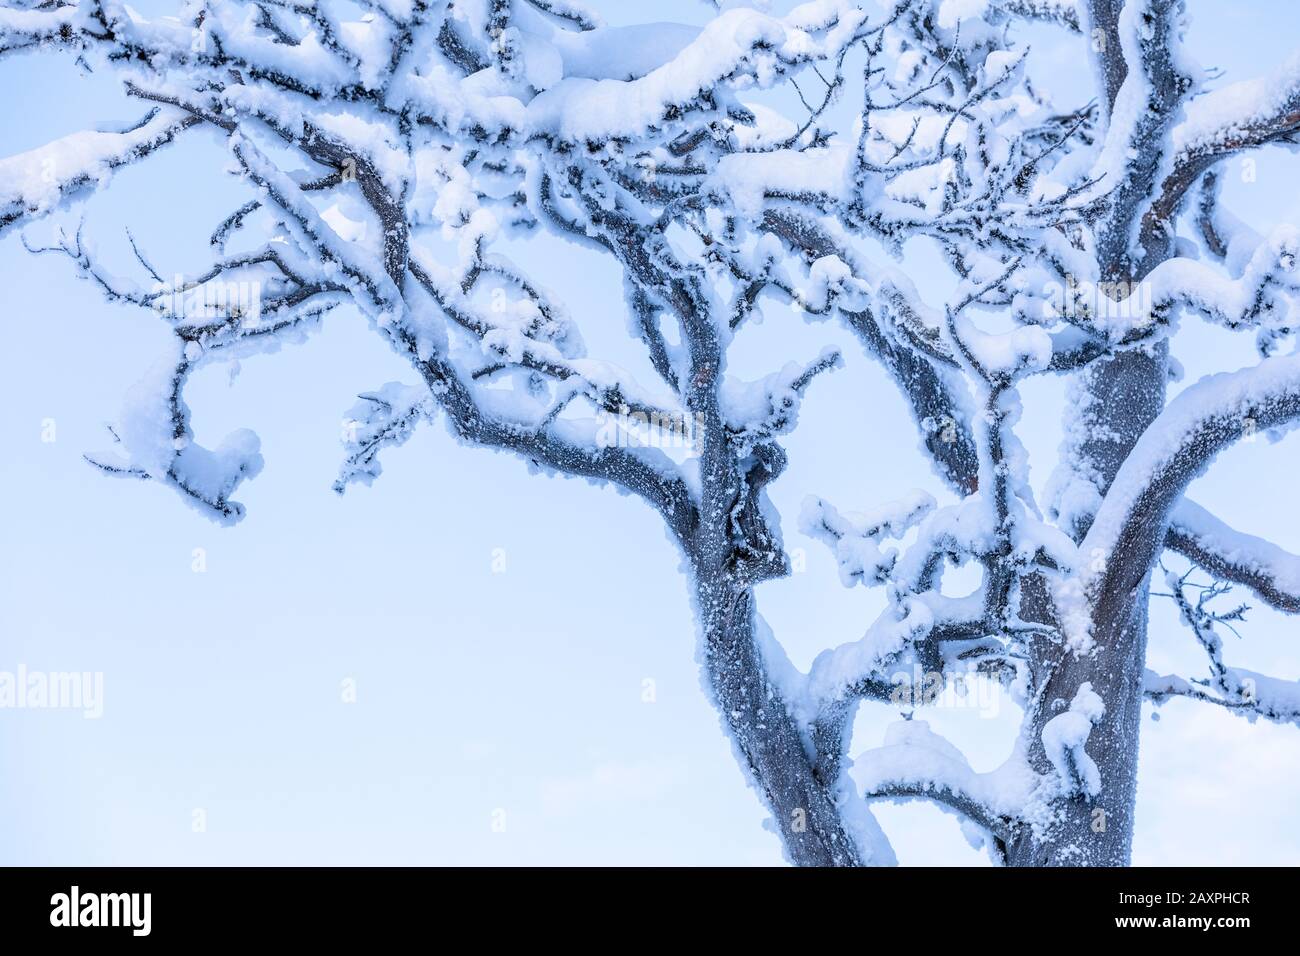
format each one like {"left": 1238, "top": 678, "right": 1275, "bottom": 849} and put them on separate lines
{"left": 1005, "top": 318, "right": 1169, "bottom": 866}
{"left": 1006, "top": 582, "right": 1152, "bottom": 865}
{"left": 691, "top": 570, "right": 862, "bottom": 866}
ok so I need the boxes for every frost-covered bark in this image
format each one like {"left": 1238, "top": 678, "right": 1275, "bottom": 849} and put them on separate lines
{"left": 781, "top": 0, "right": 1300, "bottom": 866}
{"left": 4, "top": 0, "right": 1300, "bottom": 865}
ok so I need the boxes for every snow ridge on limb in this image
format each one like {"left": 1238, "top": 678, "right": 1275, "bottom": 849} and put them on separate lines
{"left": 1146, "top": 668, "right": 1300, "bottom": 726}
{"left": 1071, "top": 354, "right": 1300, "bottom": 649}
{"left": 1152, "top": 50, "right": 1300, "bottom": 228}
{"left": 853, "top": 719, "right": 1038, "bottom": 845}
{"left": 83, "top": 343, "right": 266, "bottom": 525}
{"left": 525, "top": 3, "right": 869, "bottom": 143}
{"left": 1166, "top": 499, "right": 1300, "bottom": 614}
{"left": 800, "top": 490, "right": 936, "bottom": 589}
{"left": 335, "top": 383, "right": 434, "bottom": 493}
{"left": 0, "top": 108, "right": 199, "bottom": 235}
{"left": 1173, "top": 51, "right": 1300, "bottom": 162}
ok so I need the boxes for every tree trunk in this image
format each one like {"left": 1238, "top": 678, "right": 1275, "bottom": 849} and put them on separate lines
{"left": 1005, "top": 588, "right": 1151, "bottom": 866}
{"left": 1006, "top": 344, "right": 1167, "bottom": 866}
{"left": 690, "top": 562, "right": 860, "bottom": 866}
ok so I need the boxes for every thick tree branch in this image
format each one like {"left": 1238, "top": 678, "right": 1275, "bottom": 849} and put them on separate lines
{"left": 1080, "top": 355, "right": 1300, "bottom": 645}
{"left": 1166, "top": 499, "right": 1300, "bottom": 614}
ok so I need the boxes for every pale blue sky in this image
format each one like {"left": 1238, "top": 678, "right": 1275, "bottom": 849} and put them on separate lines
{"left": 1, "top": 0, "right": 1298, "bottom": 865}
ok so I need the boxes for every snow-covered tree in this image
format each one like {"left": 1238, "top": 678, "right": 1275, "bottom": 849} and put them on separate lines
{"left": 2, "top": 0, "right": 1298, "bottom": 866}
